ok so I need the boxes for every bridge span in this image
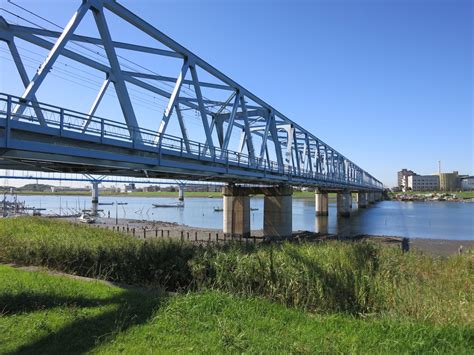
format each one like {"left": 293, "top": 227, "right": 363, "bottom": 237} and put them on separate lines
{"left": 0, "top": 0, "right": 383, "bottom": 237}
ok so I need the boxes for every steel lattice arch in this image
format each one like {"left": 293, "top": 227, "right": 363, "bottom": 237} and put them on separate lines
{"left": 0, "top": 0, "right": 382, "bottom": 191}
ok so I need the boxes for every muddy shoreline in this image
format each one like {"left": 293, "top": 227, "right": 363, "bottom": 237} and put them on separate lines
{"left": 65, "top": 217, "right": 473, "bottom": 257}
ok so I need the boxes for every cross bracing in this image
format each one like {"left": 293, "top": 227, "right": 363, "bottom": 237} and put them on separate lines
{"left": 0, "top": 0, "right": 382, "bottom": 190}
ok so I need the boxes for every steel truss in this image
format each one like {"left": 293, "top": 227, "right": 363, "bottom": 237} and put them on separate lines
{"left": 0, "top": 0, "right": 382, "bottom": 190}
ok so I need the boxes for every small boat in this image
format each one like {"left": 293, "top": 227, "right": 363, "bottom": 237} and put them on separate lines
{"left": 213, "top": 207, "right": 223, "bottom": 212}
{"left": 78, "top": 213, "right": 95, "bottom": 224}
{"left": 250, "top": 207, "right": 259, "bottom": 211}
{"left": 99, "top": 202, "right": 114, "bottom": 206}
{"left": 116, "top": 202, "right": 128, "bottom": 205}
{"left": 152, "top": 202, "right": 184, "bottom": 208}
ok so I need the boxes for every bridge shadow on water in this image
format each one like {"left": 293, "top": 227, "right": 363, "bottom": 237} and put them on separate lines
{"left": 2, "top": 286, "right": 164, "bottom": 354}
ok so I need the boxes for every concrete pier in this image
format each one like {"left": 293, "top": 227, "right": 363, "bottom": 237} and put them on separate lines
{"left": 263, "top": 185, "right": 293, "bottom": 237}
{"left": 315, "top": 191, "right": 329, "bottom": 216}
{"left": 337, "top": 190, "right": 351, "bottom": 217}
{"left": 368, "top": 191, "right": 375, "bottom": 204}
{"left": 222, "top": 186, "right": 250, "bottom": 238}
{"left": 357, "top": 191, "right": 367, "bottom": 208}
{"left": 91, "top": 181, "right": 99, "bottom": 204}
{"left": 178, "top": 184, "right": 185, "bottom": 201}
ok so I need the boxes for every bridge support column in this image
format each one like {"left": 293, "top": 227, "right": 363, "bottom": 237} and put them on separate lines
{"left": 91, "top": 181, "right": 99, "bottom": 204}
{"left": 337, "top": 190, "right": 351, "bottom": 217}
{"left": 368, "top": 192, "right": 375, "bottom": 204}
{"left": 223, "top": 186, "right": 250, "bottom": 238}
{"left": 315, "top": 190, "right": 328, "bottom": 216}
{"left": 178, "top": 184, "right": 185, "bottom": 201}
{"left": 264, "top": 185, "right": 292, "bottom": 237}
{"left": 357, "top": 192, "right": 367, "bottom": 208}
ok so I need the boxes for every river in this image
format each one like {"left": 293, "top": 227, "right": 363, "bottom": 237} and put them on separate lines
{"left": 11, "top": 195, "right": 474, "bottom": 240}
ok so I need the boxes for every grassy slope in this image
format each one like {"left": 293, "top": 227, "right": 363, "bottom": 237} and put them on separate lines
{"left": 1, "top": 265, "right": 472, "bottom": 354}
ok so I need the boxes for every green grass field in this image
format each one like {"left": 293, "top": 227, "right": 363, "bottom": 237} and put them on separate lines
{"left": 0, "top": 217, "right": 472, "bottom": 353}
{"left": 1, "top": 265, "right": 472, "bottom": 354}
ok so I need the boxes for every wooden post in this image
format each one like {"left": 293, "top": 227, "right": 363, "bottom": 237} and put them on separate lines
{"left": 133, "top": 228, "right": 135, "bottom": 237}
{"left": 195, "top": 231, "right": 198, "bottom": 241}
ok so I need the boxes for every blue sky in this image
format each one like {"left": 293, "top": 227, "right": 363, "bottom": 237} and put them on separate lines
{"left": 0, "top": 0, "right": 472, "bottom": 187}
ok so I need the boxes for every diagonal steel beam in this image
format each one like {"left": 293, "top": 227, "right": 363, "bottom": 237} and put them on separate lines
{"left": 92, "top": 7, "right": 142, "bottom": 143}
{"left": 13, "top": 1, "right": 90, "bottom": 116}
{"left": 175, "top": 104, "right": 191, "bottom": 153}
{"left": 6, "top": 40, "right": 46, "bottom": 126}
{"left": 239, "top": 94, "right": 255, "bottom": 161}
{"left": 81, "top": 76, "right": 111, "bottom": 132}
{"left": 220, "top": 92, "right": 240, "bottom": 157}
{"left": 155, "top": 59, "right": 189, "bottom": 144}
{"left": 189, "top": 64, "right": 214, "bottom": 154}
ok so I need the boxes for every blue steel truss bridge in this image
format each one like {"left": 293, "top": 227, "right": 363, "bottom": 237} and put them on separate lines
{"left": 0, "top": 0, "right": 383, "bottom": 236}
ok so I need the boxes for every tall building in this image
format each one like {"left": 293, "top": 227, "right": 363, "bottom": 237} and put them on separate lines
{"left": 439, "top": 171, "right": 459, "bottom": 191}
{"left": 461, "top": 177, "right": 474, "bottom": 190}
{"left": 397, "top": 169, "right": 416, "bottom": 188}
{"left": 407, "top": 175, "right": 440, "bottom": 191}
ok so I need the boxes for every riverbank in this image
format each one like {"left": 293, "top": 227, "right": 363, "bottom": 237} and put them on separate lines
{"left": 68, "top": 216, "right": 473, "bottom": 256}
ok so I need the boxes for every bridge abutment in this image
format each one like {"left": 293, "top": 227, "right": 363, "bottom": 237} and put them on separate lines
{"left": 337, "top": 190, "right": 351, "bottom": 217}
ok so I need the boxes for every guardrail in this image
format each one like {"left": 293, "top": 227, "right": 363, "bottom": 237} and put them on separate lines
{"left": 0, "top": 93, "right": 383, "bottom": 190}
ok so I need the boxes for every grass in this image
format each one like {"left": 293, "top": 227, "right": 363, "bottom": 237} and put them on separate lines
{"left": 1, "top": 265, "right": 472, "bottom": 354}
{"left": 0, "top": 217, "right": 473, "bottom": 352}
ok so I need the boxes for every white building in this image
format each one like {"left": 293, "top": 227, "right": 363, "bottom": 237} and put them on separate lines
{"left": 461, "top": 177, "right": 474, "bottom": 190}
{"left": 407, "top": 175, "right": 439, "bottom": 191}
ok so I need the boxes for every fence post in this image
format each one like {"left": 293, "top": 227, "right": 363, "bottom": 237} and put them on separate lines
{"left": 208, "top": 232, "right": 211, "bottom": 242}
{"left": 132, "top": 228, "right": 135, "bottom": 237}
{"left": 187, "top": 232, "right": 189, "bottom": 241}
{"left": 143, "top": 228, "right": 146, "bottom": 239}
{"left": 195, "top": 231, "right": 198, "bottom": 242}
{"left": 180, "top": 230, "right": 184, "bottom": 241}
{"left": 155, "top": 229, "right": 158, "bottom": 237}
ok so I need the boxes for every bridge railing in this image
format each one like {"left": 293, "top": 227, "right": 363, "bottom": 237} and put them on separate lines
{"left": 0, "top": 93, "right": 383, "bottom": 190}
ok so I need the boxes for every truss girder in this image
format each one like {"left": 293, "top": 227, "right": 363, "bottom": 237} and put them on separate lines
{"left": 0, "top": 0, "right": 382, "bottom": 189}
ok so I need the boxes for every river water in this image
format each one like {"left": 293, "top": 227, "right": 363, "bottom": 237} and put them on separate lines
{"left": 13, "top": 195, "right": 474, "bottom": 240}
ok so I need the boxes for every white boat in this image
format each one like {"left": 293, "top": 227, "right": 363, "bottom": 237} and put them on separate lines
{"left": 152, "top": 202, "right": 184, "bottom": 208}
{"left": 78, "top": 213, "right": 95, "bottom": 224}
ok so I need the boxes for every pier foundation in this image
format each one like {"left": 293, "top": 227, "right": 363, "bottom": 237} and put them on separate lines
{"left": 263, "top": 185, "right": 293, "bottom": 237}
{"left": 337, "top": 190, "right": 351, "bottom": 217}
{"left": 315, "top": 190, "right": 328, "bottom": 216}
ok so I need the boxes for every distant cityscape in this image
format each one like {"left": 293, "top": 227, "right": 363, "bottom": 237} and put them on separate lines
{"left": 396, "top": 169, "right": 474, "bottom": 192}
